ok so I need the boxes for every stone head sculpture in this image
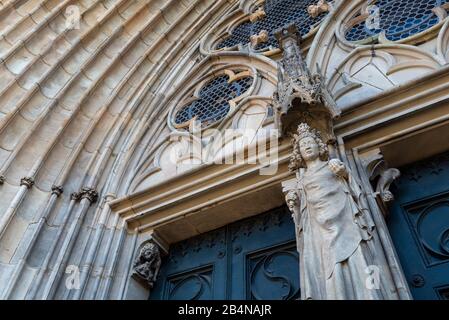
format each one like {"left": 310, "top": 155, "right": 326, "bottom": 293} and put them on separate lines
{"left": 289, "top": 123, "right": 329, "bottom": 171}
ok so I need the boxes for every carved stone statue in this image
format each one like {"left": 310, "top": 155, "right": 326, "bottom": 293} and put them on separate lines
{"left": 284, "top": 123, "right": 390, "bottom": 300}
{"left": 133, "top": 241, "right": 162, "bottom": 288}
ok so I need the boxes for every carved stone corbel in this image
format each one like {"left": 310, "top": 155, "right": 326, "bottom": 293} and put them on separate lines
{"left": 0, "top": 175, "right": 5, "bottom": 185}
{"left": 363, "top": 150, "right": 401, "bottom": 216}
{"left": 132, "top": 240, "right": 163, "bottom": 289}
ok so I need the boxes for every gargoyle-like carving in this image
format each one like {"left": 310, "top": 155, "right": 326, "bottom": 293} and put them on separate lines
{"left": 250, "top": 29, "right": 269, "bottom": 47}
{"left": 0, "top": 175, "right": 5, "bottom": 185}
{"left": 133, "top": 241, "right": 162, "bottom": 288}
{"left": 365, "top": 153, "right": 401, "bottom": 204}
{"left": 308, "top": 0, "right": 330, "bottom": 18}
{"left": 273, "top": 24, "right": 339, "bottom": 143}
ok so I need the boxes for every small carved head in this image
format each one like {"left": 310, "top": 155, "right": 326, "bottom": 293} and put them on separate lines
{"left": 289, "top": 123, "right": 328, "bottom": 171}
{"left": 285, "top": 190, "right": 298, "bottom": 210}
{"left": 135, "top": 242, "right": 160, "bottom": 266}
{"left": 143, "top": 242, "right": 159, "bottom": 259}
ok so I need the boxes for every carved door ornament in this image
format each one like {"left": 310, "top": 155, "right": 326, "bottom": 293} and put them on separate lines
{"left": 363, "top": 150, "right": 401, "bottom": 217}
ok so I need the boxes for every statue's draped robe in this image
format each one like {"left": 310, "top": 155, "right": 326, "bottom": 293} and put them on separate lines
{"left": 295, "top": 161, "right": 386, "bottom": 300}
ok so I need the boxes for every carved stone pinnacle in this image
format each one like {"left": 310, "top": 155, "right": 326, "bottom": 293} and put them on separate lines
{"left": 272, "top": 23, "right": 339, "bottom": 141}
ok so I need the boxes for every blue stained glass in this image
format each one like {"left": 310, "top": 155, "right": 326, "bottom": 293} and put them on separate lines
{"left": 174, "top": 75, "right": 253, "bottom": 127}
{"left": 346, "top": 0, "right": 447, "bottom": 42}
{"left": 216, "top": 0, "right": 329, "bottom": 51}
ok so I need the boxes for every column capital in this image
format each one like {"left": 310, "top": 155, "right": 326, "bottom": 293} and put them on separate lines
{"left": 80, "top": 187, "right": 98, "bottom": 204}
{"left": 51, "top": 185, "right": 64, "bottom": 197}
{"left": 20, "top": 177, "right": 35, "bottom": 189}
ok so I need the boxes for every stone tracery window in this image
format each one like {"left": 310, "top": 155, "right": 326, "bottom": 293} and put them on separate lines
{"left": 345, "top": 0, "right": 449, "bottom": 43}
{"left": 174, "top": 72, "right": 253, "bottom": 129}
{"left": 215, "top": 0, "right": 330, "bottom": 52}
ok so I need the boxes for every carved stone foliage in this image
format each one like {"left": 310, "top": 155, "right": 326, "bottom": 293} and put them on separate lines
{"left": 250, "top": 29, "right": 269, "bottom": 47}
{"left": 133, "top": 241, "right": 162, "bottom": 289}
{"left": 51, "top": 185, "right": 64, "bottom": 197}
{"left": 70, "top": 187, "right": 98, "bottom": 204}
{"left": 365, "top": 152, "right": 401, "bottom": 205}
{"left": 20, "top": 177, "right": 34, "bottom": 189}
{"left": 80, "top": 187, "right": 98, "bottom": 203}
{"left": 272, "top": 24, "right": 339, "bottom": 143}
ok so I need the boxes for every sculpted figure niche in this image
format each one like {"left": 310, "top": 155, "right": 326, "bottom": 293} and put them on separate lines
{"left": 285, "top": 123, "right": 389, "bottom": 300}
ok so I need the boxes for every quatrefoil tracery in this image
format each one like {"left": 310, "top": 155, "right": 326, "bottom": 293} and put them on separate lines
{"left": 173, "top": 70, "right": 254, "bottom": 129}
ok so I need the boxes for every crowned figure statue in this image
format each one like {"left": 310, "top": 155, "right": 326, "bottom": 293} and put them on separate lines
{"left": 285, "top": 123, "right": 390, "bottom": 299}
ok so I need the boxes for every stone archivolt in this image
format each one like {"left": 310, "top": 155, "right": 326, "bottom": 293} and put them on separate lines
{"left": 0, "top": 0, "right": 242, "bottom": 300}
{"left": 0, "top": 0, "right": 446, "bottom": 301}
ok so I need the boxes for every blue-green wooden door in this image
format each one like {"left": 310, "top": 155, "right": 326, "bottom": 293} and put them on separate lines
{"left": 388, "top": 151, "right": 449, "bottom": 300}
{"left": 150, "top": 206, "right": 300, "bottom": 300}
